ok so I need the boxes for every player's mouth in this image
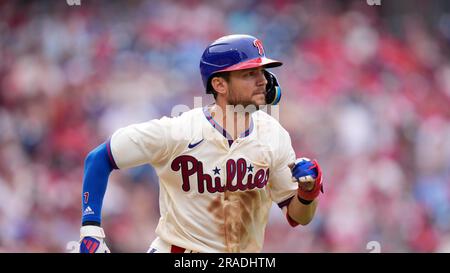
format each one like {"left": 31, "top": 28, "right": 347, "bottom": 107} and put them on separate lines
{"left": 253, "top": 89, "right": 265, "bottom": 96}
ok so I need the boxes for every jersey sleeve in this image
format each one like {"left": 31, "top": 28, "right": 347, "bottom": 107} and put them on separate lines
{"left": 109, "top": 116, "right": 174, "bottom": 169}
{"left": 267, "top": 128, "right": 298, "bottom": 208}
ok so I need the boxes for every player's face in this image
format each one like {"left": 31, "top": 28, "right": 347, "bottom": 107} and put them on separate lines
{"left": 226, "top": 67, "right": 267, "bottom": 108}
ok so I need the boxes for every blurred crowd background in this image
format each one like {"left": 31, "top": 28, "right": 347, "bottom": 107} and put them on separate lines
{"left": 1, "top": 0, "right": 450, "bottom": 252}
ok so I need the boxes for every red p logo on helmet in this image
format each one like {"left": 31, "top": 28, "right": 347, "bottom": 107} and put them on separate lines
{"left": 253, "top": 39, "right": 265, "bottom": 56}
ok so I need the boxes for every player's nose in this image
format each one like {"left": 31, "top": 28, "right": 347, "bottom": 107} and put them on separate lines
{"left": 256, "top": 69, "right": 267, "bottom": 86}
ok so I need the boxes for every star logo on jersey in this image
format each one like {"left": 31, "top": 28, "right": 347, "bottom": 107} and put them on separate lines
{"left": 213, "top": 167, "right": 221, "bottom": 175}
{"left": 188, "top": 139, "right": 204, "bottom": 149}
{"left": 247, "top": 164, "right": 254, "bottom": 173}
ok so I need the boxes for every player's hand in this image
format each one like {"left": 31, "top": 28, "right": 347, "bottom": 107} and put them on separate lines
{"left": 289, "top": 157, "right": 324, "bottom": 201}
{"left": 79, "top": 225, "right": 110, "bottom": 253}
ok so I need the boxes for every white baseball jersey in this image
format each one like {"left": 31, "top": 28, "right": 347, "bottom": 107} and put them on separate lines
{"left": 110, "top": 106, "right": 298, "bottom": 253}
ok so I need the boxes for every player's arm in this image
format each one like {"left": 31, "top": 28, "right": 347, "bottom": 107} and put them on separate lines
{"left": 286, "top": 158, "right": 323, "bottom": 225}
{"left": 269, "top": 127, "right": 324, "bottom": 227}
{"left": 287, "top": 195, "right": 318, "bottom": 226}
{"left": 81, "top": 140, "right": 118, "bottom": 226}
{"left": 79, "top": 118, "right": 172, "bottom": 253}
{"left": 78, "top": 140, "right": 117, "bottom": 253}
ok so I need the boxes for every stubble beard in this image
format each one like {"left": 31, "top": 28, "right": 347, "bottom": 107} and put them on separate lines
{"left": 226, "top": 89, "right": 265, "bottom": 112}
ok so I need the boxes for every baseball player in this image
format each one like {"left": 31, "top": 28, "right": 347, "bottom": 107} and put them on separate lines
{"left": 78, "top": 34, "right": 324, "bottom": 253}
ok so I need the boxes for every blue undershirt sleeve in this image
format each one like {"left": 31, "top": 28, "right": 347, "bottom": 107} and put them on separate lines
{"left": 81, "top": 140, "right": 119, "bottom": 225}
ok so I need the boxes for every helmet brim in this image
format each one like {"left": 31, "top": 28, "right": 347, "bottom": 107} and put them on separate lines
{"left": 214, "top": 57, "right": 282, "bottom": 73}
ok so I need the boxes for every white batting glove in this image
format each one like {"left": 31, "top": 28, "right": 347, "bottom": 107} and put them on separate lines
{"left": 79, "top": 225, "right": 111, "bottom": 253}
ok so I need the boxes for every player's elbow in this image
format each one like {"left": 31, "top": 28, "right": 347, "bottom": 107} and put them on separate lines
{"left": 83, "top": 142, "right": 117, "bottom": 171}
{"left": 84, "top": 149, "right": 96, "bottom": 165}
{"left": 84, "top": 148, "right": 101, "bottom": 169}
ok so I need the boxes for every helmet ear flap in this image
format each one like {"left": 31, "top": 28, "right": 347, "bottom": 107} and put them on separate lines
{"left": 264, "top": 71, "right": 282, "bottom": 105}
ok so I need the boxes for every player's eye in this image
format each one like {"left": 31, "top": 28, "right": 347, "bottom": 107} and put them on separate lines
{"left": 242, "top": 69, "right": 263, "bottom": 78}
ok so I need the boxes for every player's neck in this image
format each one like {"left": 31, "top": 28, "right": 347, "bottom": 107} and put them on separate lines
{"left": 210, "top": 103, "right": 251, "bottom": 140}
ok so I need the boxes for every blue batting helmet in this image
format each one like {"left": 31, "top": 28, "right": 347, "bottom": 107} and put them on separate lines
{"left": 199, "top": 34, "right": 283, "bottom": 93}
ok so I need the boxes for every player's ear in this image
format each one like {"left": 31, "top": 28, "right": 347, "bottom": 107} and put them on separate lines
{"left": 210, "top": 76, "right": 228, "bottom": 96}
